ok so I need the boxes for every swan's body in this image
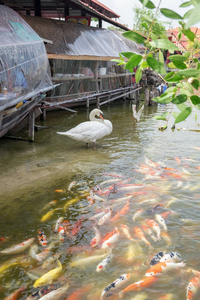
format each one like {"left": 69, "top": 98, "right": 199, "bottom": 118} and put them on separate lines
{"left": 57, "top": 108, "right": 113, "bottom": 146}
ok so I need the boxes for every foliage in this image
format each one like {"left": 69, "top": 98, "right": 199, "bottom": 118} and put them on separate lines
{"left": 112, "top": 0, "right": 200, "bottom": 126}
{"left": 132, "top": 5, "right": 166, "bottom": 37}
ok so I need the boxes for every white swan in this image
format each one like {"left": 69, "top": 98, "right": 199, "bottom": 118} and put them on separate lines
{"left": 57, "top": 108, "right": 113, "bottom": 147}
{"left": 132, "top": 104, "right": 144, "bottom": 122}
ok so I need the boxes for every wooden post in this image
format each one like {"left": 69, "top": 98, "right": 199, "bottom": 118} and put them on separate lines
{"left": 94, "top": 61, "right": 100, "bottom": 108}
{"left": 29, "top": 110, "right": 35, "bottom": 142}
{"left": 135, "top": 83, "right": 140, "bottom": 103}
{"left": 41, "top": 107, "right": 46, "bottom": 120}
{"left": 145, "top": 88, "right": 150, "bottom": 106}
{"left": 86, "top": 97, "right": 89, "bottom": 108}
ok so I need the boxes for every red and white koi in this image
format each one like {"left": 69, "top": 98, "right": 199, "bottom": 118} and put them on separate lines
{"left": 101, "top": 227, "right": 120, "bottom": 249}
{"left": 0, "top": 238, "right": 35, "bottom": 254}
{"left": 155, "top": 214, "right": 168, "bottom": 231}
{"left": 111, "top": 201, "right": 130, "bottom": 222}
{"left": 90, "top": 227, "right": 101, "bottom": 248}
{"left": 98, "top": 209, "right": 112, "bottom": 226}
{"left": 29, "top": 242, "right": 55, "bottom": 262}
{"left": 120, "top": 224, "right": 133, "bottom": 240}
{"left": 71, "top": 216, "right": 84, "bottom": 235}
{"left": 38, "top": 230, "right": 48, "bottom": 247}
{"left": 144, "top": 157, "right": 160, "bottom": 169}
{"left": 38, "top": 284, "right": 69, "bottom": 300}
{"left": 101, "top": 273, "right": 131, "bottom": 300}
{"left": 132, "top": 209, "right": 144, "bottom": 222}
{"left": 96, "top": 252, "right": 113, "bottom": 272}
{"left": 145, "top": 261, "right": 185, "bottom": 277}
{"left": 54, "top": 217, "right": 64, "bottom": 233}
{"left": 119, "top": 276, "right": 158, "bottom": 296}
{"left": 146, "top": 219, "right": 161, "bottom": 240}
{"left": 68, "top": 180, "right": 77, "bottom": 191}
{"left": 186, "top": 276, "right": 200, "bottom": 300}
{"left": 58, "top": 226, "right": 66, "bottom": 242}
{"left": 133, "top": 227, "right": 151, "bottom": 246}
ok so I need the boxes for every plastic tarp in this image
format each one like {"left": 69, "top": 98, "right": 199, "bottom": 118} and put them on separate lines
{"left": 0, "top": 6, "right": 53, "bottom": 110}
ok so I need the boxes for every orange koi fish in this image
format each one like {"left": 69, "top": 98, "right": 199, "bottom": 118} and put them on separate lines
{"left": 67, "top": 284, "right": 91, "bottom": 300}
{"left": 111, "top": 201, "right": 130, "bottom": 222}
{"left": 187, "top": 276, "right": 200, "bottom": 300}
{"left": 54, "top": 189, "right": 66, "bottom": 193}
{"left": 90, "top": 227, "right": 101, "bottom": 248}
{"left": 120, "top": 276, "right": 158, "bottom": 296}
{"left": 132, "top": 209, "right": 144, "bottom": 222}
{"left": 145, "top": 157, "right": 160, "bottom": 168}
{"left": 141, "top": 224, "right": 157, "bottom": 242}
{"left": 58, "top": 226, "right": 66, "bottom": 242}
{"left": 71, "top": 216, "right": 84, "bottom": 236}
{"left": 98, "top": 209, "right": 112, "bottom": 226}
{"left": 4, "top": 285, "right": 26, "bottom": 300}
{"left": 160, "top": 211, "right": 172, "bottom": 219}
{"left": 101, "top": 228, "right": 118, "bottom": 245}
{"left": 146, "top": 219, "right": 161, "bottom": 240}
{"left": 174, "top": 156, "right": 181, "bottom": 164}
{"left": 163, "top": 171, "right": 182, "bottom": 179}
{"left": 145, "top": 261, "right": 185, "bottom": 277}
{"left": 120, "top": 224, "right": 133, "bottom": 240}
{"left": 133, "top": 227, "right": 151, "bottom": 246}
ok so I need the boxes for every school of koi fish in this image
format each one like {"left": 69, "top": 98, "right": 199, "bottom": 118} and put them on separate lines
{"left": 1, "top": 154, "right": 200, "bottom": 300}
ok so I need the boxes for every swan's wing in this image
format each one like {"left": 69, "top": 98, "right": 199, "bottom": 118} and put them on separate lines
{"left": 132, "top": 104, "right": 144, "bottom": 122}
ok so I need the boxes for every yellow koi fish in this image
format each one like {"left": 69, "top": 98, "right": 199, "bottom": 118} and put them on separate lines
{"left": 41, "top": 208, "right": 60, "bottom": 222}
{"left": 33, "top": 260, "right": 62, "bottom": 288}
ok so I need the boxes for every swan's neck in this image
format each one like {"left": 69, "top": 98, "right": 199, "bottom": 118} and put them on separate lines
{"left": 89, "top": 111, "right": 103, "bottom": 122}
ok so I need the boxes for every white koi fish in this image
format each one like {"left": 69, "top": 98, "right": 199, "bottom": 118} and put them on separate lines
{"left": 160, "top": 251, "right": 181, "bottom": 263}
{"left": 155, "top": 214, "right": 167, "bottom": 231}
{"left": 96, "top": 252, "right": 113, "bottom": 272}
{"left": 68, "top": 181, "right": 77, "bottom": 191}
{"left": 101, "top": 273, "right": 131, "bottom": 299}
{"left": 101, "top": 227, "right": 120, "bottom": 249}
{"left": 70, "top": 253, "right": 107, "bottom": 269}
{"left": 0, "top": 238, "right": 35, "bottom": 254}
{"left": 133, "top": 209, "right": 144, "bottom": 222}
{"left": 38, "top": 284, "right": 69, "bottom": 299}
{"left": 98, "top": 210, "right": 112, "bottom": 226}
{"left": 120, "top": 224, "right": 133, "bottom": 240}
{"left": 90, "top": 226, "right": 101, "bottom": 248}
{"left": 54, "top": 217, "right": 64, "bottom": 233}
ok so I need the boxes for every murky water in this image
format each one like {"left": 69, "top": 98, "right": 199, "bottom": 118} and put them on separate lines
{"left": 0, "top": 100, "right": 200, "bottom": 299}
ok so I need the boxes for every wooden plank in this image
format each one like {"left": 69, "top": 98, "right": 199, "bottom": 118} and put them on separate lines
{"left": 48, "top": 54, "right": 123, "bottom": 61}
{"left": 100, "top": 87, "right": 142, "bottom": 106}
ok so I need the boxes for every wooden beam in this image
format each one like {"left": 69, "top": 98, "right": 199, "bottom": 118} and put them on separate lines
{"left": 47, "top": 53, "right": 120, "bottom": 61}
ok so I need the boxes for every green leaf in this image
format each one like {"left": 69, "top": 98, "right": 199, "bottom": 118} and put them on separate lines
{"left": 159, "top": 50, "right": 164, "bottom": 64}
{"left": 153, "top": 111, "right": 169, "bottom": 120}
{"left": 123, "top": 31, "right": 145, "bottom": 44}
{"left": 180, "top": 1, "right": 192, "bottom": 7}
{"left": 135, "top": 67, "right": 142, "bottom": 83}
{"left": 172, "top": 112, "right": 179, "bottom": 119}
{"left": 152, "top": 92, "right": 174, "bottom": 104}
{"left": 160, "top": 8, "right": 183, "bottom": 19}
{"left": 172, "top": 61, "right": 187, "bottom": 69}
{"left": 182, "top": 29, "right": 196, "bottom": 42}
{"left": 111, "top": 59, "right": 125, "bottom": 65}
{"left": 177, "top": 103, "right": 187, "bottom": 111}
{"left": 141, "top": 22, "right": 149, "bottom": 30}
{"left": 146, "top": 57, "right": 166, "bottom": 74}
{"left": 186, "top": 5, "right": 200, "bottom": 27}
{"left": 183, "top": 52, "right": 191, "bottom": 59}
{"left": 165, "top": 71, "right": 175, "bottom": 80}
{"left": 168, "top": 54, "right": 187, "bottom": 62}
{"left": 190, "top": 95, "right": 200, "bottom": 105}
{"left": 165, "top": 86, "right": 178, "bottom": 93}
{"left": 141, "top": 60, "right": 149, "bottom": 68}
{"left": 174, "top": 107, "right": 192, "bottom": 123}
{"left": 142, "top": 14, "right": 153, "bottom": 23}
{"left": 149, "top": 39, "right": 179, "bottom": 51}
{"left": 179, "top": 88, "right": 191, "bottom": 97}
{"left": 177, "top": 69, "right": 200, "bottom": 77}
{"left": 165, "top": 73, "right": 184, "bottom": 83}
{"left": 139, "top": 0, "right": 156, "bottom": 9}
{"left": 121, "top": 52, "right": 136, "bottom": 59}
{"left": 183, "top": 9, "right": 194, "bottom": 20}
{"left": 191, "top": 79, "right": 199, "bottom": 90}
{"left": 184, "top": 82, "right": 194, "bottom": 93}
{"left": 125, "top": 54, "right": 143, "bottom": 70}
{"left": 171, "top": 94, "right": 188, "bottom": 104}
{"left": 167, "top": 62, "right": 177, "bottom": 69}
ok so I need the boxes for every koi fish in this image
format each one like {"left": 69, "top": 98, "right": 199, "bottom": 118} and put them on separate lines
{"left": 71, "top": 216, "right": 84, "bottom": 235}
{"left": 0, "top": 259, "right": 18, "bottom": 274}
{"left": 150, "top": 252, "right": 164, "bottom": 266}
{"left": 98, "top": 210, "right": 112, "bottom": 226}
{"left": 111, "top": 201, "right": 130, "bottom": 222}
{"left": 41, "top": 208, "right": 60, "bottom": 222}
{"left": 133, "top": 227, "right": 151, "bottom": 246}
{"left": 161, "top": 232, "right": 172, "bottom": 246}
{"left": 63, "top": 197, "right": 79, "bottom": 210}
{"left": 186, "top": 276, "right": 200, "bottom": 300}
{"left": 101, "top": 228, "right": 118, "bottom": 245}
{"left": 101, "top": 273, "right": 131, "bottom": 300}
{"left": 145, "top": 261, "right": 185, "bottom": 277}
{"left": 67, "top": 284, "right": 91, "bottom": 300}
{"left": 120, "top": 276, "right": 158, "bottom": 296}
{"left": 120, "top": 224, "right": 133, "bottom": 240}
{"left": 38, "top": 284, "right": 69, "bottom": 300}
{"left": 3, "top": 285, "right": 26, "bottom": 300}
{"left": 146, "top": 219, "right": 161, "bottom": 240}
{"left": 141, "top": 225, "right": 157, "bottom": 242}
{"left": 0, "top": 238, "right": 35, "bottom": 254}
{"left": 29, "top": 243, "right": 55, "bottom": 262}
{"left": 160, "top": 252, "right": 181, "bottom": 263}
{"left": 144, "top": 157, "right": 160, "bottom": 168}
{"left": 68, "top": 181, "right": 77, "bottom": 191}
{"left": 155, "top": 214, "right": 167, "bottom": 231}
{"left": 42, "top": 200, "right": 57, "bottom": 211}
{"left": 70, "top": 253, "right": 107, "bottom": 269}
{"left": 101, "top": 227, "right": 120, "bottom": 249}
{"left": 100, "top": 178, "right": 121, "bottom": 187}
{"left": 96, "top": 252, "right": 113, "bottom": 272}
{"left": 174, "top": 156, "right": 181, "bottom": 164}
{"left": 132, "top": 209, "right": 144, "bottom": 222}
{"left": 38, "top": 230, "right": 48, "bottom": 247}
{"left": 158, "top": 294, "right": 174, "bottom": 300}
{"left": 111, "top": 195, "right": 133, "bottom": 204}
{"left": 54, "top": 217, "right": 64, "bottom": 233}
{"left": 90, "top": 227, "right": 101, "bottom": 248}
{"left": 58, "top": 226, "right": 66, "bottom": 242}
{"left": 41, "top": 253, "right": 61, "bottom": 269}
{"left": 33, "top": 260, "right": 62, "bottom": 288}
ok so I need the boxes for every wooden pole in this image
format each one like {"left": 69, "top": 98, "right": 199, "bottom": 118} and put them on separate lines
{"left": 94, "top": 61, "right": 100, "bottom": 108}
{"left": 145, "top": 88, "right": 150, "bottom": 106}
{"left": 29, "top": 110, "right": 35, "bottom": 142}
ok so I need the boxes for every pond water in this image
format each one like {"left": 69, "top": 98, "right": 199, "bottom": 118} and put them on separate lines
{"left": 0, "top": 100, "right": 200, "bottom": 299}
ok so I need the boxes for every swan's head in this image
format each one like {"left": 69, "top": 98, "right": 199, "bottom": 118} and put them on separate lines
{"left": 89, "top": 108, "right": 104, "bottom": 121}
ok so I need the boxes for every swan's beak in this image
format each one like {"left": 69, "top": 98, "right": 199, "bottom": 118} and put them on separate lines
{"left": 100, "top": 113, "right": 104, "bottom": 120}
